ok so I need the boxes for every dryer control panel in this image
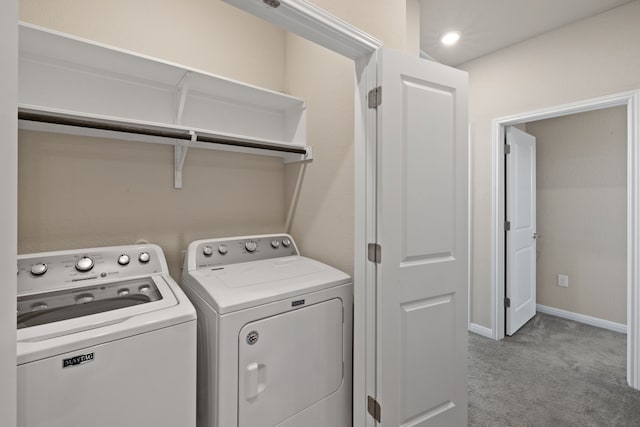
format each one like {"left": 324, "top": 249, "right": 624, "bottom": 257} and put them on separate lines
{"left": 191, "top": 234, "right": 299, "bottom": 269}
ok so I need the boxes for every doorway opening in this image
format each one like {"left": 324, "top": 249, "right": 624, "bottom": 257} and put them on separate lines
{"left": 504, "top": 107, "right": 627, "bottom": 337}
{"left": 490, "top": 90, "right": 640, "bottom": 389}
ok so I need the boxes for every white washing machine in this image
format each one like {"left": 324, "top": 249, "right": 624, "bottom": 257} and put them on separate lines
{"left": 181, "top": 234, "right": 352, "bottom": 427}
{"left": 17, "top": 244, "right": 197, "bottom": 427}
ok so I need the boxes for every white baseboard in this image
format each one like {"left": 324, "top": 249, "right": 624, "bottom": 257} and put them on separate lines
{"left": 536, "top": 304, "right": 627, "bottom": 334}
{"left": 469, "top": 322, "right": 494, "bottom": 339}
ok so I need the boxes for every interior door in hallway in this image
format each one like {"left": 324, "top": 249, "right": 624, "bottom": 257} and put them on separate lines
{"left": 376, "top": 47, "right": 468, "bottom": 426}
{"left": 506, "top": 126, "right": 537, "bottom": 336}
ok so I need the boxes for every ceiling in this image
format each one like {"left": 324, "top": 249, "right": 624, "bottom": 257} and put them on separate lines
{"left": 420, "top": 0, "right": 636, "bottom": 66}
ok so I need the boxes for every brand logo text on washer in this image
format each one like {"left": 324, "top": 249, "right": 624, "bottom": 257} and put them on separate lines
{"left": 62, "top": 352, "right": 94, "bottom": 368}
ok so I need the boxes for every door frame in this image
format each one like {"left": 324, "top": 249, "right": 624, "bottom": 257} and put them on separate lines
{"left": 222, "top": 1, "right": 382, "bottom": 425}
{"left": 490, "top": 90, "right": 640, "bottom": 389}
{"left": 1, "top": 0, "right": 18, "bottom": 425}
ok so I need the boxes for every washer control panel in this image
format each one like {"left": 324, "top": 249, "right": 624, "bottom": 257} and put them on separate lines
{"left": 17, "top": 245, "right": 165, "bottom": 294}
{"left": 194, "top": 234, "right": 299, "bottom": 269}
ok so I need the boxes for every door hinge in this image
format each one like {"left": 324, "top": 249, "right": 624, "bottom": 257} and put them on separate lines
{"left": 504, "top": 297, "right": 511, "bottom": 308}
{"left": 504, "top": 144, "right": 511, "bottom": 155}
{"left": 368, "top": 86, "right": 382, "bottom": 109}
{"left": 504, "top": 221, "right": 511, "bottom": 231}
{"left": 367, "top": 396, "right": 381, "bottom": 422}
{"left": 368, "top": 243, "right": 382, "bottom": 264}
{"left": 263, "top": 0, "right": 281, "bottom": 8}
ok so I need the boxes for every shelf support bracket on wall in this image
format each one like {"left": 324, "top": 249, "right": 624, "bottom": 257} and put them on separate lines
{"left": 176, "top": 71, "right": 191, "bottom": 125}
{"left": 175, "top": 130, "right": 196, "bottom": 189}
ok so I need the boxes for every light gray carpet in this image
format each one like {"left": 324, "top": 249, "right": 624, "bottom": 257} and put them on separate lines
{"left": 469, "top": 313, "right": 640, "bottom": 426}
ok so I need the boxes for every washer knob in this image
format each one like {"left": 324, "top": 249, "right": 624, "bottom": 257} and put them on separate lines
{"left": 245, "top": 241, "right": 257, "bottom": 252}
{"left": 118, "top": 254, "right": 130, "bottom": 266}
{"left": 138, "top": 252, "right": 150, "bottom": 263}
{"left": 75, "top": 256, "right": 94, "bottom": 272}
{"left": 30, "top": 263, "right": 48, "bottom": 276}
{"left": 218, "top": 245, "right": 228, "bottom": 255}
{"left": 203, "top": 246, "right": 214, "bottom": 256}
{"left": 271, "top": 240, "right": 280, "bottom": 249}
{"left": 282, "top": 238, "right": 292, "bottom": 248}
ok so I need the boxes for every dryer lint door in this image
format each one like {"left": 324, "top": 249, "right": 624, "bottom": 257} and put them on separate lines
{"left": 238, "top": 298, "right": 343, "bottom": 427}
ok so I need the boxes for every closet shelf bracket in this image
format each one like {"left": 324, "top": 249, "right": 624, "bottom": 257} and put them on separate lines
{"left": 175, "top": 130, "right": 196, "bottom": 189}
{"left": 176, "top": 71, "right": 191, "bottom": 126}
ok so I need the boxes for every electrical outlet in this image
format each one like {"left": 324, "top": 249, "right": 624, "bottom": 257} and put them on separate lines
{"left": 557, "top": 274, "right": 569, "bottom": 288}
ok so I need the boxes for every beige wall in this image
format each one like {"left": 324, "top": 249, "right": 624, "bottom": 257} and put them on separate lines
{"left": 462, "top": 0, "right": 640, "bottom": 327}
{"left": 20, "top": 0, "right": 287, "bottom": 90}
{"left": 527, "top": 107, "right": 627, "bottom": 324}
{"left": 18, "top": 0, "right": 288, "bottom": 278}
{"left": 406, "top": 0, "right": 421, "bottom": 56}
{"left": 280, "top": 0, "right": 413, "bottom": 275}
{"left": 18, "top": 131, "right": 286, "bottom": 278}
{"left": 283, "top": 35, "right": 355, "bottom": 275}
{"left": 18, "top": 0, "right": 415, "bottom": 281}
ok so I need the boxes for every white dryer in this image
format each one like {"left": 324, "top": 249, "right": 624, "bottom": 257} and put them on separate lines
{"left": 17, "top": 244, "right": 196, "bottom": 427}
{"left": 182, "top": 234, "right": 352, "bottom": 427}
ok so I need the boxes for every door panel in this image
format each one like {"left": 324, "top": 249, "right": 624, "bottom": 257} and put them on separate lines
{"left": 506, "top": 126, "right": 537, "bottom": 335}
{"left": 401, "top": 294, "right": 455, "bottom": 425}
{"left": 402, "top": 78, "right": 455, "bottom": 263}
{"left": 17, "top": 322, "right": 196, "bottom": 427}
{"left": 377, "top": 48, "right": 468, "bottom": 427}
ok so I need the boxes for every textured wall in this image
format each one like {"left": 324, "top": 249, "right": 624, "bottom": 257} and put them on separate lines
{"left": 527, "top": 107, "right": 627, "bottom": 324}
{"left": 461, "top": 1, "right": 640, "bottom": 327}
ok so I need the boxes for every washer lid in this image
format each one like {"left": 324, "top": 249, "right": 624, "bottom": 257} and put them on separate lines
{"left": 186, "top": 256, "right": 351, "bottom": 314}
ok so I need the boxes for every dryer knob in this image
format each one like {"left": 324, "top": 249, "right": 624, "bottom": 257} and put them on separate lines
{"left": 203, "top": 246, "right": 214, "bottom": 256}
{"left": 271, "top": 240, "right": 280, "bottom": 249}
{"left": 75, "top": 256, "right": 95, "bottom": 272}
{"left": 218, "top": 245, "right": 228, "bottom": 255}
{"left": 30, "top": 263, "right": 48, "bottom": 276}
{"left": 282, "top": 238, "right": 292, "bottom": 248}
{"left": 118, "top": 254, "right": 130, "bottom": 266}
{"left": 138, "top": 252, "right": 150, "bottom": 263}
{"left": 245, "top": 241, "right": 257, "bottom": 252}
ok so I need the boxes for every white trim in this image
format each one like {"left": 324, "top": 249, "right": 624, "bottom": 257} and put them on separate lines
{"left": 222, "top": 2, "right": 383, "bottom": 426}
{"left": 223, "top": 0, "right": 380, "bottom": 59}
{"left": 490, "top": 90, "right": 640, "bottom": 390}
{"left": 468, "top": 123, "right": 473, "bottom": 331}
{"left": 353, "top": 53, "right": 379, "bottom": 427}
{"left": 469, "top": 323, "right": 493, "bottom": 339}
{"left": 0, "top": 0, "right": 17, "bottom": 424}
{"left": 536, "top": 304, "right": 627, "bottom": 334}
{"left": 628, "top": 90, "right": 640, "bottom": 390}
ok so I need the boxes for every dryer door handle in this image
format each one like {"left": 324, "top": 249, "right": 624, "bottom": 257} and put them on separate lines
{"left": 245, "top": 362, "right": 267, "bottom": 400}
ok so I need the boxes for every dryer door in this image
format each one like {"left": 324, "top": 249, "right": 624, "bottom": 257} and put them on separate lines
{"left": 238, "top": 298, "right": 343, "bottom": 427}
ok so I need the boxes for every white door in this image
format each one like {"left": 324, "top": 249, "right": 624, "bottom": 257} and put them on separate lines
{"left": 375, "top": 48, "right": 468, "bottom": 426}
{"left": 506, "top": 126, "right": 537, "bottom": 336}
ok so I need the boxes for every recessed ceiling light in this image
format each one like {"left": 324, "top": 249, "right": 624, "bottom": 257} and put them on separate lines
{"left": 440, "top": 31, "right": 461, "bottom": 46}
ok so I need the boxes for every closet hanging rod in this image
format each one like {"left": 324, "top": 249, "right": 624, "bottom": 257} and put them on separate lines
{"left": 18, "top": 109, "right": 308, "bottom": 155}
